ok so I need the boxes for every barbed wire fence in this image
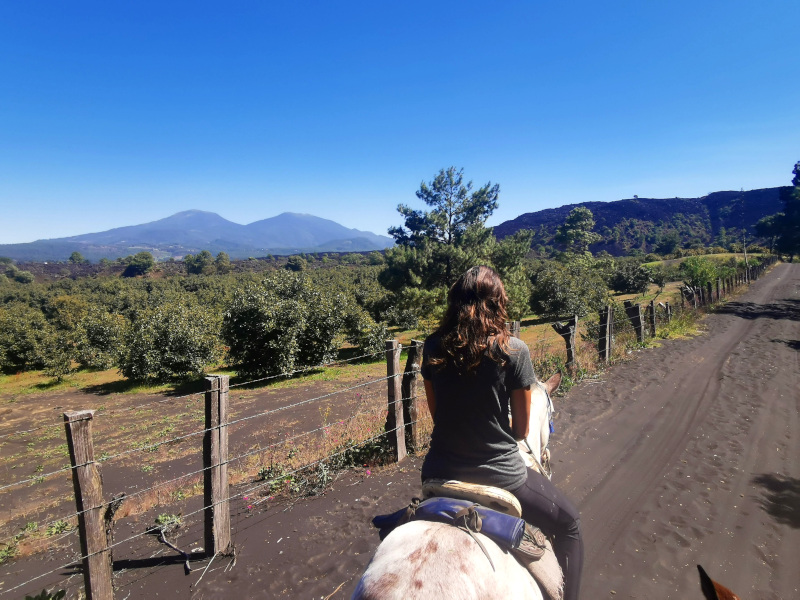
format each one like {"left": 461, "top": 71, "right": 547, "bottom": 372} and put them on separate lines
{"left": 0, "top": 255, "right": 779, "bottom": 598}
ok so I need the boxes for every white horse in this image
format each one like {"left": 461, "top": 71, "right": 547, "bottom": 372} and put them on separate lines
{"left": 353, "top": 372, "right": 563, "bottom": 600}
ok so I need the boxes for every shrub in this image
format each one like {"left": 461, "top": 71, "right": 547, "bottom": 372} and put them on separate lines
{"left": 75, "top": 309, "right": 128, "bottom": 370}
{"left": 118, "top": 298, "right": 221, "bottom": 381}
{"left": 0, "top": 304, "right": 52, "bottom": 373}
{"left": 223, "top": 272, "right": 345, "bottom": 377}
{"left": 679, "top": 256, "right": 718, "bottom": 288}
{"left": 529, "top": 258, "right": 608, "bottom": 319}
{"left": 609, "top": 261, "right": 652, "bottom": 295}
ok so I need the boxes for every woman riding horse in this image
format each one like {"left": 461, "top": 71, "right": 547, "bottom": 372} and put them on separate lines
{"left": 421, "top": 265, "right": 584, "bottom": 600}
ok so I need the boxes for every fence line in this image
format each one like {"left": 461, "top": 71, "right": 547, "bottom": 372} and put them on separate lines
{"left": 0, "top": 348, "right": 389, "bottom": 441}
{"left": 0, "top": 412, "right": 432, "bottom": 598}
{"left": 0, "top": 369, "right": 419, "bottom": 554}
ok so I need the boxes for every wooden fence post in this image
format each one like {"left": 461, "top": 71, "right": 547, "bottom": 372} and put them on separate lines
{"left": 623, "top": 301, "right": 645, "bottom": 343}
{"left": 648, "top": 300, "right": 656, "bottom": 338}
{"left": 706, "top": 282, "right": 713, "bottom": 304}
{"left": 551, "top": 315, "right": 578, "bottom": 370}
{"left": 385, "top": 340, "right": 407, "bottom": 462}
{"left": 664, "top": 301, "right": 672, "bottom": 324}
{"left": 64, "top": 410, "right": 113, "bottom": 600}
{"left": 204, "top": 375, "right": 232, "bottom": 557}
{"left": 716, "top": 278, "right": 721, "bottom": 301}
{"left": 401, "top": 339, "right": 423, "bottom": 452}
{"left": 598, "top": 306, "right": 612, "bottom": 363}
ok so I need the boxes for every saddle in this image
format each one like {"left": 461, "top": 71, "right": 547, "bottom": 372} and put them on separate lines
{"left": 372, "top": 479, "right": 564, "bottom": 600}
{"left": 423, "top": 480, "right": 562, "bottom": 597}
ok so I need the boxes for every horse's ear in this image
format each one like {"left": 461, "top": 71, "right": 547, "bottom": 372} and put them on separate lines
{"left": 698, "top": 565, "right": 720, "bottom": 600}
{"left": 698, "top": 565, "right": 740, "bottom": 600}
{"left": 544, "top": 372, "right": 561, "bottom": 395}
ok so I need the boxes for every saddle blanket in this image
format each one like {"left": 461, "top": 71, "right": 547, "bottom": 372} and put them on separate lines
{"left": 372, "top": 496, "right": 525, "bottom": 550}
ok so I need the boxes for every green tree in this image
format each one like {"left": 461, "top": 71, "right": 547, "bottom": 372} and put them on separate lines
{"left": 0, "top": 304, "right": 52, "bottom": 373}
{"left": 382, "top": 168, "right": 533, "bottom": 324}
{"left": 655, "top": 230, "right": 681, "bottom": 255}
{"left": 608, "top": 261, "right": 652, "bottom": 295}
{"left": 184, "top": 250, "right": 215, "bottom": 275}
{"left": 75, "top": 309, "right": 127, "bottom": 370}
{"left": 554, "top": 207, "right": 601, "bottom": 255}
{"left": 68, "top": 251, "right": 88, "bottom": 264}
{"left": 118, "top": 298, "right": 220, "bottom": 381}
{"left": 679, "top": 256, "right": 718, "bottom": 288}
{"left": 122, "top": 252, "right": 155, "bottom": 277}
{"left": 222, "top": 272, "right": 344, "bottom": 377}
{"left": 215, "top": 251, "right": 232, "bottom": 274}
{"left": 529, "top": 256, "right": 608, "bottom": 319}
{"left": 285, "top": 255, "right": 308, "bottom": 272}
{"left": 387, "top": 166, "right": 499, "bottom": 284}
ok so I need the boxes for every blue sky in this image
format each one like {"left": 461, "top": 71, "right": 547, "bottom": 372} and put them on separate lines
{"left": 1, "top": 1, "right": 798, "bottom": 244}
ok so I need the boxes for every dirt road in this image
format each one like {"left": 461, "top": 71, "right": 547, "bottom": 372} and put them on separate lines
{"left": 555, "top": 262, "right": 800, "bottom": 599}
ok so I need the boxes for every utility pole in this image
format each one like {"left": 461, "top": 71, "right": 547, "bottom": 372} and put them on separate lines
{"left": 743, "top": 232, "right": 750, "bottom": 284}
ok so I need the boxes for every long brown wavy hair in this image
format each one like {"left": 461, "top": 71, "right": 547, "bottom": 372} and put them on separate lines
{"left": 427, "top": 265, "right": 511, "bottom": 374}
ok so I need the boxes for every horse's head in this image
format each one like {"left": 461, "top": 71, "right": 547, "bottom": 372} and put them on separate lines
{"left": 698, "top": 565, "right": 740, "bottom": 600}
{"left": 521, "top": 372, "right": 561, "bottom": 477}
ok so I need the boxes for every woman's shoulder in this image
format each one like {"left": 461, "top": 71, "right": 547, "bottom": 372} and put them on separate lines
{"left": 503, "top": 336, "right": 532, "bottom": 366}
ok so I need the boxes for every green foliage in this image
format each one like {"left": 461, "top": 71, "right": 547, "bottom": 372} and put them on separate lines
{"left": 122, "top": 252, "right": 155, "bottom": 277}
{"left": 653, "top": 230, "right": 679, "bottom": 255}
{"left": 223, "top": 272, "right": 344, "bottom": 377}
{"left": 68, "top": 251, "right": 88, "bottom": 264}
{"left": 118, "top": 297, "right": 221, "bottom": 381}
{"left": 285, "top": 255, "right": 308, "bottom": 272}
{"left": 13, "top": 269, "right": 35, "bottom": 284}
{"left": 554, "top": 207, "right": 601, "bottom": 254}
{"left": 390, "top": 166, "right": 499, "bottom": 250}
{"left": 679, "top": 256, "right": 718, "bottom": 288}
{"left": 382, "top": 167, "right": 532, "bottom": 323}
{"left": 75, "top": 309, "right": 127, "bottom": 369}
{"left": 530, "top": 256, "right": 608, "bottom": 319}
{"left": 215, "top": 251, "right": 232, "bottom": 274}
{"left": 154, "top": 513, "right": 182, "bottom": 533}
{"left": 609, "top": 261, "right": 652, "bottom": 295}
{"left": 386, "top": 166, "right": 500, "bottom": 287}
{"left": 0, "top": 540, "right": 17, "bottom": 564}
{"left": 45, "top": 520, "right": 70, "bottom": 536}
{"left": 0, "top": 304, "right": 53, "bottom": 373}
{"left": 777, "top": 161, "right": 800, "bottom": 256}
{"left": 184, "top": 250, "right": 215, "bottom": 275}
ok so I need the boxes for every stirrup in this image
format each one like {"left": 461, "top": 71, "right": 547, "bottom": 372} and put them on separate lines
{"left": 421, "top": 479, "right": 522, "bottom": 518}
{"left": 512, "top": 523, "right": 547, "bottom": 561}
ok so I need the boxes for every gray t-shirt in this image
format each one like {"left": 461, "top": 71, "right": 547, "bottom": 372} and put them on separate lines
{"left": 420, "top": 334, "right": 537, "bottom": 490}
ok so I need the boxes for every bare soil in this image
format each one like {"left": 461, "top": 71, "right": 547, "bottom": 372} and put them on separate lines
{"left": 2, "top": 263, "right": 798, "bottom": 599}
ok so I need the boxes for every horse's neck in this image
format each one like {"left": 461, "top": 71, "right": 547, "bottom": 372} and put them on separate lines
{"left": 523, "top": 383, "right": 550, "bottom": 464}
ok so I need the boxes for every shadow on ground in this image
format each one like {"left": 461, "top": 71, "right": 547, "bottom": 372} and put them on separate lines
{"left": 751, "top": 473, "right": 800, "bottom": 528}
{"left": 715, "top": 299, "right": 800, "bottom": 322}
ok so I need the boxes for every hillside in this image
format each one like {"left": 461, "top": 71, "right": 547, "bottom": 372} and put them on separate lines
{"left": 494, "top": 187, "right": 786, "bottom": 255}
{"left": 0, "top": 211, "right": 394, "bottom": 262}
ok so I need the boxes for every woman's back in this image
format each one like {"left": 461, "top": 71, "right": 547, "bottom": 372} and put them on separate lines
{"left": 421, "top": 334, "right": 535, "bottom": 489}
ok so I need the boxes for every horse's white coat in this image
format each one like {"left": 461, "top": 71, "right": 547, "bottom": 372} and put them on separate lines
{"left": 352, "top": 373, "right": 562, "bottom": 600}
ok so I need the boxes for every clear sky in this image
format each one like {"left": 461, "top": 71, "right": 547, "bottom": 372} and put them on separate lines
{"left": 1, "top": 1, "right": 798, "bottom": 244}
